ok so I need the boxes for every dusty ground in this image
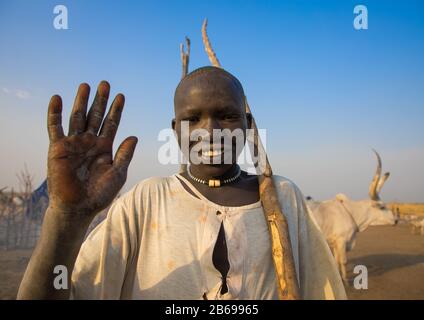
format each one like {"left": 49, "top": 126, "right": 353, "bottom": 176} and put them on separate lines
{"left": 0, "top": 249, "right": 32, "bottom": 299}
{"left": 0, "top": 224, "right": 423, "bottom": 300}
{"left": 345, "top": 223, "right": 424, "bottom": 299}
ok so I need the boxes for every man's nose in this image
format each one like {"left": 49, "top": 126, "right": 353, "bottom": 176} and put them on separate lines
{"left": 204, "top": 118, "right": 222, "bottom": 136}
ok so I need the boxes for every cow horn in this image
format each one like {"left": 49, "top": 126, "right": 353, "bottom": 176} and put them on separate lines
{"left": 369, "top": 149, "right": 382, "bottom": 201}
{"left": 376, "top": 172, "right": 390, "bottom": 195}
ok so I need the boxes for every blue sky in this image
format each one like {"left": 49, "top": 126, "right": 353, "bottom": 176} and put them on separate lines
{"left": 0, "top": 0, "right": 423, "bottom": 202}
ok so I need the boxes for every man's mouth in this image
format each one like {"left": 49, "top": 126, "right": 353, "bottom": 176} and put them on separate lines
{"left": 194, "top": 143, "right": 232, "bottom": 163}
{"left": 201, "top": 149, "right": 223, "bottom": 157}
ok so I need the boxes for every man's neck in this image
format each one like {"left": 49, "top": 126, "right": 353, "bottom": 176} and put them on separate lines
{"left": 177, "top": 170, "right": 260, "bottom": 207}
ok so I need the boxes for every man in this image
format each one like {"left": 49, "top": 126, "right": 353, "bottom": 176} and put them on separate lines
{"left": 18, "top": 66, "right": 346, "bottom": 300}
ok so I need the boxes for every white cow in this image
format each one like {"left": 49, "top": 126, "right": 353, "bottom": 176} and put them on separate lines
{"left": 410, "top": 217, "right": 424, "bottom": 235}
{"left": 308, "top": 150, "right": 397, "bottom": 282}
{"left": 305, "top": 196, "right": 320, "bottom": 212}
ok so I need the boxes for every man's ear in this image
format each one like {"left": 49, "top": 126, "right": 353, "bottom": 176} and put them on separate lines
{"left": 246, "top": 113, "right": 253, "bottom": 129}
{"left": 171, "top": 118, "right": 176, "bottom": 131}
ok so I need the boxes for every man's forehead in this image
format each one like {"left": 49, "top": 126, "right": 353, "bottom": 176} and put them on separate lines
{"left": 180, "top": 74, "right": 239, "bottom": 93}
{"left": 181, "top": 80, "right": 241, "bottom": 99}
{"left": 175, "top": 85, "right": 244, "bottom": 115}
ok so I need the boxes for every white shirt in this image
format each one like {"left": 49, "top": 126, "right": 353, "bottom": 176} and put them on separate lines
{"left": 71, "top": 174, "right": 346, "bottom": 300}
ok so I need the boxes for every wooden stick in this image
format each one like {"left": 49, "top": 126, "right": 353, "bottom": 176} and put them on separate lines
{"left": 179, "top": 36, "right": 190, "bottom": 173}
{"left": 180, "top": 36, "right": 190, "bottom": 80}
{"left": 201, "top": 18, "right": 300, "bottom": 299}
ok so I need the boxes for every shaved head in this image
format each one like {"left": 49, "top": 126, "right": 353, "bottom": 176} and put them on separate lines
{"left": 174, "top": 66, "right": 245, "bottom": 113}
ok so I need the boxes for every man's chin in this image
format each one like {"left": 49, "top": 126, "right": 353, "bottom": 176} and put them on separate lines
{"left": 189, "top": 162, "right": 235, "bottom": 176}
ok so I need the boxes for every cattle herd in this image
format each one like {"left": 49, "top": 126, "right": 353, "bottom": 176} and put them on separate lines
{"left": 306, "top": 149, "right": 423, "bottom": 283}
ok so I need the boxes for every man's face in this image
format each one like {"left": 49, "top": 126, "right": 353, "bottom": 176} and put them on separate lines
{"left": 172, "top": 72, "right": 250, "bottom": 175}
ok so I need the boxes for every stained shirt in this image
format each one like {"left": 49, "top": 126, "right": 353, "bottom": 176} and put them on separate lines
{"left": 71, "top": 174, "right": 347, "bottom": 300}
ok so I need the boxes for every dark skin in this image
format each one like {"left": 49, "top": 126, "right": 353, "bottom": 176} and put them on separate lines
{"left": 172, "top": 70, "right": 259, "bottom": 206}
{"left": 18, "top": 81, "right": 138, "bottom": 299}
{"left": 18, "top": 69, "right": 259, "bottom": 299}
{"left": 172, "top": 69, "right": 260, "bottom": 293}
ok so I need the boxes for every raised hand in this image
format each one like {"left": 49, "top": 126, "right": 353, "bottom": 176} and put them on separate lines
{"left": 47, "top": 81, "right": 137, "bottom": 218}
{"left": 17, "top": 81, "right": 137, "bottom": 299}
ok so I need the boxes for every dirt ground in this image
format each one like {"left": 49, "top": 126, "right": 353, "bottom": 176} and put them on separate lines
{"left": 0, "top": 249, "right": 32, "bottom": 299}
{"left": 0, "top": 223, "right": 423, "bottom": 300}
{"left": 345, "top": 223, "right": 424, "bottom": 300}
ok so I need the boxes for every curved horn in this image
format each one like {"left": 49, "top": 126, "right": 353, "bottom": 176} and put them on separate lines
{"left": 376, "top": 172, "right": 390, "bottom": 195}
{"left": 202, "top": 18, "right": 222, "bottom": 68}
{"left": 369, "top": 149, "right": 382, "bottom": 201}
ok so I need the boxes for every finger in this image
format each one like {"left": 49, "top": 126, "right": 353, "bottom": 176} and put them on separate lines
{"left": 113, "top": 136, "right": 138, "bottom": 172}
{"left": 99, "top": 94, "right": 125, "bottom": 140}
{"left": 68, "top": 83, "right": 90, "bottom": 136}
{"left": 47, "top": 95, "right": 65, "bottom": 142}
{"left": 86, "top": 81, "right": 110, "bottom": 135}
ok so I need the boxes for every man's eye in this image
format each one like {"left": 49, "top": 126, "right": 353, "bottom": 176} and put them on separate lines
{"left": 222, "top": 114, "right": 239, "bottom": 121}
{"left": 183, "top": 117, "right": 199, "bottom": 122}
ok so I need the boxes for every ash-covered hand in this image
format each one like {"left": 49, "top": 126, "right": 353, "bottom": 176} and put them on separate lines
{"left": 17, "top": 81, "right": 137, "bottom": 300}
{"left": 47, "top": 81, "right": 138, "bottom": 219}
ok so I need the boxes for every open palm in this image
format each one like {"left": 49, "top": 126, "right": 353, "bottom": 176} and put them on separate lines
{"left": 47, "top": 81, "right": 137, "bottom": 217}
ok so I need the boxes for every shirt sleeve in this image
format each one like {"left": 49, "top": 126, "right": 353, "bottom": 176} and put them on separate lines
{"left": 293, "top": 183, "right": 347, "bottom": 300}
{"left": 70, "top": 188, "right": 141, "bottom": 300}
{"left": 273, "top": 175, "right": 347, "bottom": 300}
